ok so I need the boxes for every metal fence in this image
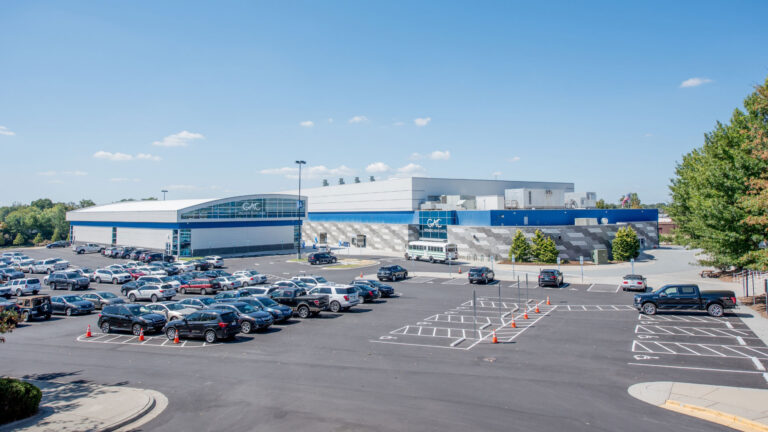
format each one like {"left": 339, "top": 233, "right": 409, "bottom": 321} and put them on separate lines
{"left": 733, "top": 269, "right": 768, "bottom": 298}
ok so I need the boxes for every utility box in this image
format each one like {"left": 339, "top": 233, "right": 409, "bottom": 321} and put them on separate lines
{"left": 592, "top": 247, "right": 609, "bottom": 265}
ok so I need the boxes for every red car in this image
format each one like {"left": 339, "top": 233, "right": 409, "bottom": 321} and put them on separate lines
{"left": 124, "top": 268, "right": 147, "bottom": 280}
{"left": 179, "top": 279, "right": 218, "bottom": 295}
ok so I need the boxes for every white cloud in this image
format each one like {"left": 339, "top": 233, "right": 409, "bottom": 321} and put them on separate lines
{"left": 414, "top": 117, "right": 431, "bottom": 127}
{"left": 429, "top": 150, "right": 450, "bottom": 160}
{"left": 260, "top": 165, "right": 356, "bottom": 180}
{"left": 37, "top": 171, "right": 57, "bottom": 176}
{"left": 680, "top": 77, "right": 713, "bottom": 88}
{"left": 152, "top": 130, "right": 205, "bottom": 147}
{"left": 327, "top": 118, "right": 334, "bottom": 123}
{"left": 508, "top": 156, "right": 521, "bottom": 162}
{"left": 109, "top": 178, "right": 141, "bottom": 183}
{"left": 93, "top": 151, "right": 160, "bottom": 161}
{"left": 300, "top": 121, "right": 314, "bottom": 128}
{"left": 395, "top": 163, "right": 426, "bottom": 177}
{"left": 410, "top": 152, "right": 423, "bottom": 160}
{"left": 348, "top": 115, "right": 369, "bottom": 124}
{"left": 366, "top": 162, "right": 391, "bottom": 173}
{"left": 38, "top": 170, "right": 87, "bottom": 177}
{"left": 0, "top": 126, "right": 15, "bottom": 136}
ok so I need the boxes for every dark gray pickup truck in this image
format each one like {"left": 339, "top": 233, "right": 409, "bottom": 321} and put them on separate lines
{"left": 269, "top": 287, "right": 329, "bottom": 318}
{"left": 634, "top": 284, "right": 737, "bottom": 317}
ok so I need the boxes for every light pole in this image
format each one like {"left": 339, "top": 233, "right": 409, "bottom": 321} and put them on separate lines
{"left": 161, "top": 190, "right": 168, "bottom": 200}
{"left": 295, "top": 160, "right": 306, "bottom": 259}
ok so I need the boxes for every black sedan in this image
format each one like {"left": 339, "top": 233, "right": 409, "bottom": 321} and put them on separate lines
{"left": 352, "top": 279, "right": 394, "bottom": 298}
{"left": 468, "top": 267, "right": 495, "bottom": 284}
{"left": 46, "top": 241, "right": 69, "bottom": 249}
{"left": 377, "top": 265, "right": 408, "bottom": 282}
{"left": 352, "top": 285, "right": 379, "bottom": 303}
{"left": 51, "top": 295, "right": 95, "bottom": 316}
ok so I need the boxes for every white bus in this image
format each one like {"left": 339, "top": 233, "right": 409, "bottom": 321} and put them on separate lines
{"left": 405, "top": 241, "right": 458, "bottom": 263}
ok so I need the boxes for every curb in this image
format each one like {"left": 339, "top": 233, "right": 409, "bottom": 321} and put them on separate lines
{"left": 664, "top": 400, "right": 768, "bottom": 432}
{"left": 0, "top": 407, "right": 54, "bottom": 432}
{"left": 102, "top": 391, "right": 156, "bottom": 432}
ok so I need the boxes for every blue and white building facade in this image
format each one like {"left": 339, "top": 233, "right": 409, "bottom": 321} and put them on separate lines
{"left": 66, "top": 195, "right": 306, "bottom": 257}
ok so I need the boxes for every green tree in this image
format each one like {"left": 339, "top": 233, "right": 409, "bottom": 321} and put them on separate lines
{"left": 530, "top": 229, "right": 547, "bottom": 261}
{"left": 0, "top": 310, "right": 19, "bottom": 343}
{"left": 12, "top": 233, "right": 25, "bottom": 246}
{"left": 51, "top": 227, "right": 62, "bottom": 242}
{"left": 30, "top": 198, "right": 54, "bottom": 210}
{"left": 509, "top": 230, "right": 531, "bottom": 262}
{"left": 537, "top": 236, "right": 559, "bottom": 263}
{"left": 78, "top": 199, "right": 95, "bottom": 208}
{"left": 32, "top": 233, "right": 45, "bottom": 245}
{"left": 612, "top": 226, "right": 640, "bottom": 261}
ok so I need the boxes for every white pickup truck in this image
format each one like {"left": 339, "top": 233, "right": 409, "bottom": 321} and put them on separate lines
{"left": 72, "top": 243, "right": 104, "bottom": 254}
{"left": 31, "top": 258, "right": 69, "bottom": 274}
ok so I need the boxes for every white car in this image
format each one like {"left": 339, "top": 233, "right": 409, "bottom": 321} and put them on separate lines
{"left": 31, "top": 258, "right": 69, "bottom": 274}
{"left": 308, "top": 285, "right": 360, "bottom": 312}
{"left": 5, "top": 278, "right": 42, "bottom": 296}
{"left": 172, "top": 262, "right": 195, "bottom": 272}
{"left": 13, "top": 259, "right": 35, "bottom": 272}
{"left": 137, "top": 266, "right": 167, "bottom": 276}
{"left": 10, "top": 255, "right": 30, "bottom": 264}
{"left": 233, "top": 270, "right": 267, "bottom": 286}
{"left": 92, "top": 269, "right": 132, "bottom": 284}
{"left": 137, "top": 275, "right": 181, "bottom": 290}
{"left": 145, "top": 302, "right": 196, "bottom": 321}
{"left": 126, "top": 283, "right": 176, "bottom": 302}
{"left": 72, "top": 243, "right": 103, "bottom": 254}
{"left": 205, "top": 256, "right": 224, "bottom": 268}
{"left": 1, "top": 252, "right": 25, "bottom": 259}
{"left": 291, "top": 275, "right": 331, "bottom": 287}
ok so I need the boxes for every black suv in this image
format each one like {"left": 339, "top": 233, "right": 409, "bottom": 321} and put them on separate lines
{"left": 98, "top": 304, "right": 167, "bottom": 335}
{"left": 377, "top": 265, "right": 408, "bottom": 281}
{"left": 163, "top": 309, "right": 241, "bottom": 343}
{"left": 538, "top": 269, "right": 564, "bottom": 287}
{"left": 468, "top": 267, "right": 495, "bottom": 284}
{"left": 48, "top": 271, "right": 90, "bottom": 290}
{"left": 308, "top": 252, "right": 337, "bottom": 265}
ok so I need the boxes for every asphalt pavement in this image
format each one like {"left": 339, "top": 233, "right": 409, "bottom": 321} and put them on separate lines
{"left": 2, "top": 247, "right": 763, "bottom": 431}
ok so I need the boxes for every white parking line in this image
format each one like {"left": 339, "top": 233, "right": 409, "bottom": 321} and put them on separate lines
{"left": 752, "top": 357, "right": 766, "bottom": 371}
{"left": 628, "top": 362, "right": 767, "bottom": 375}
{"left": 737, "top": 337, "right": 747, "bottom": 346}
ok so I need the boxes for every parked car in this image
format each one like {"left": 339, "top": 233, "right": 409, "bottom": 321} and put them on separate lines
{"left": 233, "top": 270, "right": 267, "bottom": 286}
{"left": 214, "top": 291, "right": 245, "bottom": 301}
{"left": 212, "top": 276, "right": 241, "bottom": 291}
{"left": 51, "top": 295, "right": 95, "bottom": 316}
{"left": 47, "top": 271, "right": 90, "bottom": 290}
{"left": 120, "top": 280, "right": 149, "bottom": 296}
{"left": 238, "top": 286, "right": 277, "bottom": 297}
{"left": 144, "top": 252, "right": 174, "bottom": 263}
{"left": 129, "top": 249, "right": 148, "bottom": 260}
{"left": 178, "top": 279, "right": 217, "bottom": 295}
{"left": 351, "top": 279, "right": 394, "bottom": 298}
{"left": 238, "top": 297, "right": 292, "bottom": 323}
{"left": 634, "top": 284, "right": 738, "bottom": 317}
{"left": 271, "top": 280, "right": 312, "bottom": 290}
{"left": 209, "top": 302, "right": 273, "bottom": 334}
{"left": 102, "top": 247, "right": 119, "bottom": 257}
{"left": 126, "top": 283, "right": 177, "bottom": 303}
{"left": 621, "top": 274, "right": 648, "bottom": 292}
{"left": 352, "top": 284, "right": 379, "bottom": 303}
{"left": 0, "top": 285, "right": 12, "bottom": 299}
{"left": 307, "top": 252, "right": 337, "bottom": 265}
{"left": 71, "top": 267, "right": 95, "bottom": 281}
{"left": 146, "top": 302, "right": 197, "bottom": 322}
{"left": 136, "top": 266, "right": 167, "bottom": 276}
{"left": 15, "top": 295, "right": 52, "bottom": 321}
{"left": 177, "top": 296, "right": 217, "bottom": 310}
{"left": 31, "top": 258, "right": 69, "bottom": 274}
{"left": 92, "top": 268, "right": 132, "bottom": 284}
{"left": 377, "top": 265, "right": 408, "bottom": 281}
{"left": 204, "top": 256, "right": 225, "bottom": 268}
{"left": 5, "top": 278, "right": 42, "bottom": 296}
{"left": 291, "top": 275, "right": 330, "bottom": 287}
{"left": 137, "top": 275, "right": 181, "bottom": 290}
{"left": 538, "top": 269, "right": 564, "bottom": 287}
{"left": 187, "top": 259, "right": 212, "bottom": 271}
{"left": 98, "top": 304, "right": 167, "bottom": 335}
{"left": 269, "top": 286, "right": 329, "bottom": 318}
{"left": 157, "top": 262, "right": 180, "bottom": 275}
{"left": 0, "top": 268, "right": 25, "bottom": 282}
{"left": 72, "top": 243, "right": 103, "bottom": 254}
{"left": 162, "top": 309, "right": 240, "bottom": 343}
{"left": 308, "top": 285, "right": 360, "bottom": 312}
{"left": 468, "top": 267, "right": 495, "bottom": 284}
{"left": 46, "top": 240, "right": 69, "bottom": 249}
{"left": 81, "top": 291, "right": 125, "bottom": 309}
{"left": 14, "top": 259, "right": 36, "bottom": 273}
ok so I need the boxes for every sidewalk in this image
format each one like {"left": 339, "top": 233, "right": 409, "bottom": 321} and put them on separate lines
{"left": 629, "top": 381, "right": 768, "bottom": 431}
{"left": 0, "top": 379, "right": 167, "bottom": 432}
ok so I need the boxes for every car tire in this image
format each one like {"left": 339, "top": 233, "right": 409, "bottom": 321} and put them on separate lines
{"left": 297, "top": 305, "right": 310, "bottom": 319}
{"left": 241, "top": 321, "right": 252, "bottom": 334}
{"left": 16, "top": 289, "right": 22, "bottom": 297}
{"left": 329, "top": 301, "right": 341, "bottom": 313}
{"left": 32, "top": 291, "right": 38, "bottom": 295}
{"left": 166, "top": 328, "right": 177, "bottom": 341}
{"left": 204, "top": 330, "right": 217, "bottom": 343}
{"left": 21, "top": 311, "right": 30, "bottom": 322}
{"left": 95, "top": 277, "right": 101, "bottom": 284}
{"left": 132, "top": 324, "right": 142, "bottom": 336}
{"left": 200, "top": 288, "right": 207, "bottom": 295}
{"left": 100, "top": 322, "right": 110, "bottom": 333}
{"left": 641, "top": 302, "right": 657, "bottom": 315}
{"left": 707, "top": 303, "right": 724, "bottom": 317}
{"left": 78, "top": 250, "right": 84, "bottom": 254}
{"left": 180, "top": 288, "right": 186, "bottom": 295}
{"left": 429, "top": 256, "right": 434, "bottom": 263}
{"left": 112, "top": 278, "right": 118, "bottom": 284}
{"left": 129, "top": 294, "right": 137, "bottom": 302}
{"left": 65, "top": 308, "right": 72, "bottom": 316}
{"left": 150, "top": 294, "right": 158, "bottom": 303}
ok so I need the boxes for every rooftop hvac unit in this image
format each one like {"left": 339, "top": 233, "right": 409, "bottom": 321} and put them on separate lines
{"left": 505, "top": 200, "right": 519, "bottom": 209}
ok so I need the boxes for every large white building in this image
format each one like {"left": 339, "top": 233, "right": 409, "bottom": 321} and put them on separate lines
{"left": 66, "top": 194, "right": 306, "bottom": 257}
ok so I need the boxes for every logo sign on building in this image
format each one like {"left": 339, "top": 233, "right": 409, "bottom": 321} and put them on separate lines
{"left": 241, "top": 201, "right": 262, "bottom": 212}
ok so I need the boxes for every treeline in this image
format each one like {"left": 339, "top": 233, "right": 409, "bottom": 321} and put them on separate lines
{"left": 0, "top": 199, "right": 95, "bottom": 246}
{"left": 669, "top": 76, "right": 768, "bottom": 270}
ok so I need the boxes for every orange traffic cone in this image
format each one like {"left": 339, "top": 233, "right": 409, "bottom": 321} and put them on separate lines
{"left": 458, "top": 267, "right": 462, "bottom": 274}
{"left": 85, "top": 324, "right": 92, "bottom": 338}
{"left": 173, "top": 330, "right": 180, "bottom": 344}
{"left": 535, "top": 305, "right": 540, "bottom": 314}
{"left": 546, "top": 296, "right": 551, "bottom": 306}
{"left": 523, "top": 310, "right": 529, "bottom": 320}
{"left": 510, "top": 318, "right": 517, "bottom": 328}
{"left": 492, "top": 330, "right": 498, "bottom": 344}
{"left": 138, "top": 328, "right": 145, "bottom": 342}
{"left": 360, "top": 272, "right": 363, "bottom": 278}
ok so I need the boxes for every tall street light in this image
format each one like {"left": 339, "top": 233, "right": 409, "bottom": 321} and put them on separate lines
{"left": 161, "top": 190, "right": 168, "bottom": 200}
{"left": 295, "top": 160, "right": 306, "bottom": 259}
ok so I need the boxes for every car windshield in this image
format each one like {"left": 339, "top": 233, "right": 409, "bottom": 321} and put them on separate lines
{"left": 625, "top": 275, "right": 642, "bottom": 280}
{"left": 66, "top": 273, "right": 79, "bottom": 279}
{"left": 198, "top": 297, "right": 215, "bottom": 305}
{"left": 235, "top": 304, "right": 258, "bottom": 313}
{"left": 293, "top": 281, "right": 308, "bottom": 288}
{"left": 62, "top": 296, "right": 83, "bottom": 302}
{"left": 126, "top": 305, "right": 152, "bottom": 316}
{"left": 257, "top": 297, "right": 278, "bottom": 307}
{"left": 541, "top": 271, "right": 556, "bottom": 276}
{"left": 160, "top": 277, "right": 173, "bottom": 282}
{"left": 248, "top": 270, "right": 260, "bottom": 275}
{"left": 101, "top": 292, "right": 117, "bottom": 299}
{"left": 166, "top": 303, "right": 185, "bottom": 311}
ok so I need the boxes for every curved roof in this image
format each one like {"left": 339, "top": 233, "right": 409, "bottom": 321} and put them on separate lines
{"left": 69, "top": 199, "right": 216, "bottom": 213}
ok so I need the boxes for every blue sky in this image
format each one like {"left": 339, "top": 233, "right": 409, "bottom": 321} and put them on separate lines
{"left": 1, "top": 1, "right": 767, "bottom": 205}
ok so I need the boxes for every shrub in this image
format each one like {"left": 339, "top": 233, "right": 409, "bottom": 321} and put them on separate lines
{"left": 509, "top": 230, "right": 531, "bottom": 262}
{"left": 0, "top": 378, "right": 42, "bottom": 424}
{"left": 32, "top": 233, "right": 45, "bottom": 245}
{"left": 612, "top": 226, "right": 641, "bottom": 261}
{"left": 12, "top": 234, "right": 25, "bottom": 246}
{"left": 0, "top": 235, "right": 5, "bottom": 247}
{"left": 51, "top": 227, "right": 62, "bottom": 242}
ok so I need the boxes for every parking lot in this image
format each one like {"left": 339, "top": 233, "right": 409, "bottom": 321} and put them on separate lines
{"left": 1, "top": 247, "right": 759, "bottom": 431}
